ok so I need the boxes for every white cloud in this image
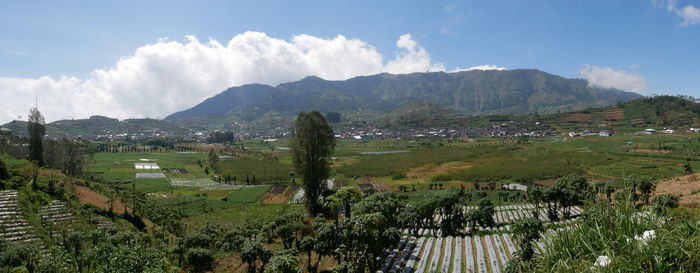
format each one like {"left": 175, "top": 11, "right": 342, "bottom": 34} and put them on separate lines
{"left": 386, "top": 34, "right": 445, "bottom": 74}
{"left": 0, "top": 32, "right": 445, "bottom": 123}
{"left": 660, "top": 0, "right": 700, "bottom": 26}
{"left": 579, "top": 65, "right": 649, "bottom": 93}
{"left": 453, "top": 65, "right": 507, "bottom": 72}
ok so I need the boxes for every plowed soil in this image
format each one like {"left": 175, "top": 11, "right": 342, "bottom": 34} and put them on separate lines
{"left": 655, "top": 173, "right": 700, "bottom": 207}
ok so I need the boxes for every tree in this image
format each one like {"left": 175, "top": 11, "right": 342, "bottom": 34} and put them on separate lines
{"left": 602, "top": 184, "right": 615, "bottom": 203}
{"left": 511, "top": 218, "right": 544, "bottom": 261}
{"left": 208, "top": 148, "right": 219, "bottom": 171}
{"left": 637, "top": 177, "right": 656, "bottom": 206}
{"left": 299, "top": 237, "right": 316, "bottom": 272}
{"left": 554, "top": 174, "right": 591, "bottom": 218}
{"left": 187, "top": 248, "right": 214, "bottom": 272}
{"left": 351, "top": 192, "right": 406, "bottom": 228}
{"left": 264, "top": 251, "right": 302, "bottom": 273}
{"left": 625, "top": 175, "right": 655, "bottom": 206}
{"left": 526, "top": 186, "right": 543, "bottom": 217}
{"left": 27, "top": 107, "right": 45, "bottom": 166}
{"left": 652, "top": 194, "right": 679, "bottom": 215}
{"left": 241, "top": 240, "right": 272, "bottom": 273}
{"left": 336, "top": 213, "right": 400, "bottom": 273}
{"left": 0, "top": 157, "right": 9, "bottom": 181}
{"left": 291, "top": 111, "right": 336, "bottom": 216}
{"left": 684, "top": 159, "right": 693, "bottom": 174}
{"left": 435, "top": 191, "right": 467, "bottom": 236}
{"left": 328, "top": 186, "right": 362, "bottom": 218}
{"left": 475, "top": 199, "right": 495, "bottom": 227}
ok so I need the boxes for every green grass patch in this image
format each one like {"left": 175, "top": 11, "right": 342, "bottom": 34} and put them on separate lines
{"left": 226, "top": 185, "right": 272, "bottom": 203}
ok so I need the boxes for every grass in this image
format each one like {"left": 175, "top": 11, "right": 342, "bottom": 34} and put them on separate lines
{"left": 184, "top": 203, "right": 305, "bottom": 231}
{"left": 216, "top": 158, "right": 292, "bottom": 183}
{"left": 133, "top": 178, "right": 194, "bottom": 193}
{"left": 515, "top": 204, "right": 700, "bottom": 272}
{"left": 226, "top": 185, "right": 272, "bottom": 203}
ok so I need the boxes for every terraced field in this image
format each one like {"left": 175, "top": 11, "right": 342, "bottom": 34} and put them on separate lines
{"left": 381, "top": 204, "right": 580, "bottom": 273}
{"left": 0, "top": 190, "right": 42, "bottom": 245}
{"left": 380, "top": 228, "right": 568, "bottom": 273}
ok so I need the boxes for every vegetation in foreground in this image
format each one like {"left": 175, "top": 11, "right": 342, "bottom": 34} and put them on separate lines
{"left": 2, "top": 107, "right": 700, "bottom": 273}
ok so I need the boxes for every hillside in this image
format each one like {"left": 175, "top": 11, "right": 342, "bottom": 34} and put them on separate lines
{"left": 3, "top": 96, "right": 700, "bottom": 138}
{"left": 0, "top": 115, "right": 197, "bottom": 138}
{"left": 542, "top": 95, "right": 700, "bottom": 132}
{"left": 166, "top": 69, "right": 642, "bottom": 123}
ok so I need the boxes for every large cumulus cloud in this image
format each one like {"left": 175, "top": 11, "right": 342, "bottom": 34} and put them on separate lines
{"left": 579, "top": 65, "right": 649, "bottom": 94}
{"left": 0, "top": 32, "right": 447, "bottom": 123}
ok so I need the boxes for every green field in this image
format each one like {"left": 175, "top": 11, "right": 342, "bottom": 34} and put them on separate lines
{"left": 226, "top": 185, "right": 272, "bottom": 203}
{"left": 83, "top": 133, "right": 700, "bottom": 232}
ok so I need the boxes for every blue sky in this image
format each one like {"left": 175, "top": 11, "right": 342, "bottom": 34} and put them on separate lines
{"left": 0, "top": 0, "right": 699, "bottom": 122}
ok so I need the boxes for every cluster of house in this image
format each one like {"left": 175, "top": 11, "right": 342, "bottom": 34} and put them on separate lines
{"left": 568, "top": 130, "right": 614, "bottom": 137}
{"left": 639, "top": 128, "right": 700, "bottom": 135}
{"left": 490, "top": 121, "right": 559, "bottom": 138}
{"left": 330, "top": 121, "right": 558, "bottom": 140}
{"left": 568, "top": 127, "right": 700, "bottom": 137}
{"left": 89, "top": 130, "right": 209, "bottom": 142}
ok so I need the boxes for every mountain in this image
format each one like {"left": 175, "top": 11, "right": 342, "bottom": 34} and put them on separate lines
{"left": 166, "top": 69, "right": 642, "bottom": 124}
{"left": 0, "top": 116, "right": 196, "bottom": 138}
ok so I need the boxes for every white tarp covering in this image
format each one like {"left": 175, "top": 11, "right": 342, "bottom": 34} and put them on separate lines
{"left": 135, "top": 173, "right": 166, "bottom": 179}
{"left": 134, "top": 163, "right": 160, "bottom": 169}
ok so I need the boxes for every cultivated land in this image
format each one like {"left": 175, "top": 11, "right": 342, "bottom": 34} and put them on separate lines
{"left": 4, "top": 129, "right": 700, "bottom": 272}
{"left": 81, "top": 133, "right": 700, "bottom": 234}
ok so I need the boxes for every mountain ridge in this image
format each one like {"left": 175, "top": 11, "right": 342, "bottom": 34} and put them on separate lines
{"left": 166, "top": 69, "right": 642, "bottom": 122}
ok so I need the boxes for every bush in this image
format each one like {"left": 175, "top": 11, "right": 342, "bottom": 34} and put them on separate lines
{"left": 431, "top": 174, "right": 451, "bottom": 182}
{"left": 186, "top": 248, "right": 214, "bottom": 272}
{"left": 391, "top": 172, "right": 407, "bottom": 180}
{"left": 507, "top": 203, "right": 700, "bottom": 272}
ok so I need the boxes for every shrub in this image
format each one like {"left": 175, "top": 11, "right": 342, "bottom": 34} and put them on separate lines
{"left": 391, "top": 172, "right": 407, "bottom": 180}
{"left": 186, "top": 248, "right": 214, "bottom": 272}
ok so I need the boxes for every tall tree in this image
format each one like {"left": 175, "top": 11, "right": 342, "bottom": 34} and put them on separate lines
{"left": 0, "top": 157, "right": 8, "bottom": 181}
{"left": 291, "top": 111, "right": 336, "bottom": 215}
{"left": 27, "top": 107, "right": 45, "bottom": 166}
{"left": 511, "top": 217, "right": 544, "bottom": 262}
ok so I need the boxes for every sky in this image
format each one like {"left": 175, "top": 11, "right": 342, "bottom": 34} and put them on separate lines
{"left": 1, "top": 0, "right": 699, "bottom": 123}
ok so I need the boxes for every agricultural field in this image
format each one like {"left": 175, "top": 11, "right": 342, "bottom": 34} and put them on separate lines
{"left": 219, "top": 134, "right": 700, "bottom": 203}
{"left": 80, "top": 133, "right": 700, "bottom": 241}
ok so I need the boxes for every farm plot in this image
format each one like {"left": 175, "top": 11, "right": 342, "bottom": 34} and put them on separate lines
{"left": 0, "top": 190, "right": 42, "bottom": 245}
{"left": 461, "top": 204, "right": 583, "bottom": 226}
{"left": 226, "top": 186, "right": 273, "bottom": 203}
{"left": 135, "top": 172, "right": 167, "bottom": 179}
{"left": 40, "top": 200, "right": 77, "bottom": 238}
{"left": 162, "top": 168, "right": 189, "bottom": 174}
{"left": 290, "top": 188, "right": 305, "bottom": 204}
{"left": 169, "top": 178, "right": 246, "bottom": 191}
{"left": 269, "top": 186, "right": 287, "bottom": 194}
{"left": 380, "top": 230, "right": 567, "bottom": 273}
